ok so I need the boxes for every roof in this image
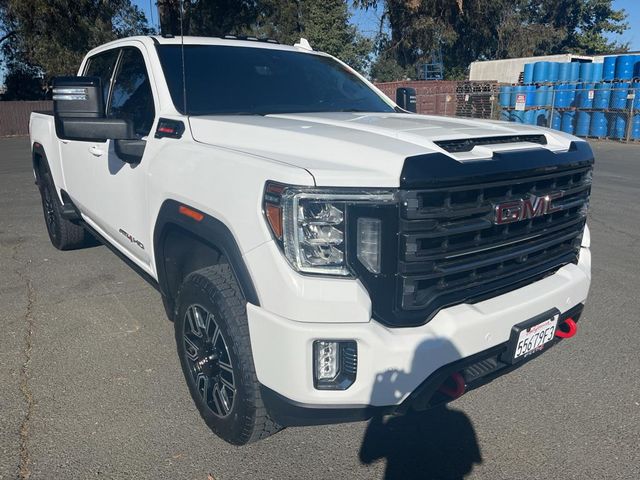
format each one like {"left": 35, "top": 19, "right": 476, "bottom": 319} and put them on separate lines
{"left": 90, "top": 35, "right": 316, "bottom": 56}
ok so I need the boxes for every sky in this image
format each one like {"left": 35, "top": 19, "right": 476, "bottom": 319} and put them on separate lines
{"left": 610, "top": 0, "right": 640, "bottom": 51}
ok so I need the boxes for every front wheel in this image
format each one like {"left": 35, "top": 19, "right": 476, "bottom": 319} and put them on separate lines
{"left": 174, "top": 264, "right": 281, "bottom": 445}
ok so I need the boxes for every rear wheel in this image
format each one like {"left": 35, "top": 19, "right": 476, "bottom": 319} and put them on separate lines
{"left": 174, "top": 264, "right": 281, "bottom": 445}
{"left": 37, "top": 163, "right": 90, "bottom": 250}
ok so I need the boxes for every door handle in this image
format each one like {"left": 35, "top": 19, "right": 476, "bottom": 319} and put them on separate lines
{"left": 89, "top": 145, "right": 105, "bottom": 157}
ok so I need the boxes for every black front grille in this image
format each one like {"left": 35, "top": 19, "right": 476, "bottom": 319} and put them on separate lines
{"left": 397, "top": 165, "right": 591, "bottom": 316}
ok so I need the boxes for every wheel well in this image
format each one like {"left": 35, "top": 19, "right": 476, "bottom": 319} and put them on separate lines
{"left": 154, "top": 200, "right": 261, "bottom": 320}
{"left": 161, "top": 225, "right": 226, "bottom": 312}
{"left": 32, "top": 148, "right": 45, "bottom": 185}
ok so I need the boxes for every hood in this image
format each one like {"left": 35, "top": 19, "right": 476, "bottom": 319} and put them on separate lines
{"left": 188, "top": 112, "right": 576, "bottom": 187}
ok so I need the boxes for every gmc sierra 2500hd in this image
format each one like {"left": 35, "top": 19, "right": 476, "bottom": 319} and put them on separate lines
{"left": 29, "top": 35, "right": 592, "bottom": 445}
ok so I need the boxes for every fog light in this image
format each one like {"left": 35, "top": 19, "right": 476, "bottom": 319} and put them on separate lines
{"left": 313, "top": 340, "right": 357, "bottom": 390}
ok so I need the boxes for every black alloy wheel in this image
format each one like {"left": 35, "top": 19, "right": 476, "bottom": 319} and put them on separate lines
{"left": 182, "top": 304, "right": 236, "bottom": 418}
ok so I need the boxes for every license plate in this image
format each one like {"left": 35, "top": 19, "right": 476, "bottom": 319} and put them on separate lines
{"left": 505, "top": 311, "right": 559, "bottom": 363}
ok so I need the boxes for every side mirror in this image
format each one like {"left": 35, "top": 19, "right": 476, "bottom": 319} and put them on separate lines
{"left": 52, "top": 76, "right": 135, "bottom": 142}
{"left": 396, "top": 87, "right": 417, "bottom": 113}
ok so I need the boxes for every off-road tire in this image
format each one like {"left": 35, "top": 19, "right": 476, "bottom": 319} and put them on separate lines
{"left": 37, "top": 164, "right": 90, "bottom": 250}
{"left": 174, "top": 264, "right": 282, "bottom": 445}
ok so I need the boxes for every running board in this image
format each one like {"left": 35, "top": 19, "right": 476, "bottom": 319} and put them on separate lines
{"left": 60, "top": 203, "right": 80, "bottom": 220}
{"left": 59, "top": 189, "right": 81, "bottom": 221}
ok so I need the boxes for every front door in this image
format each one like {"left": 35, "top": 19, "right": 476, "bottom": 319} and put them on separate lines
{"left": 62, "top": 45, "right": 156, "bottom": 268}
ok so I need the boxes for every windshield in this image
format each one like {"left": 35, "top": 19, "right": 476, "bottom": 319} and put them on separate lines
{"left": 156, "top": 45, "right": 395, "bottom": 115}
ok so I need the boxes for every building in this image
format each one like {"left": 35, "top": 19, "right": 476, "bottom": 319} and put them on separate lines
{"left": 469, "top": 52, "right": 640, "bottom": 84}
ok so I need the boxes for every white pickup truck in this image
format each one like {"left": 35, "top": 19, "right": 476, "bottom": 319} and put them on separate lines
{"left": 30, "top": 35, "right": 593, "bottom": 445}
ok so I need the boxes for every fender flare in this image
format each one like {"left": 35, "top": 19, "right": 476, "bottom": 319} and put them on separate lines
{"left": 153, "top": 199, "right": 260, "bottom": 309}
{"left": 31, "top": 142, "right": 48, "bottom": 185}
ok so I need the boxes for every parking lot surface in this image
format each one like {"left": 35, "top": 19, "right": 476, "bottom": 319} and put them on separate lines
{"left": 1, "top": 136, "right": 639, "bottom": 480}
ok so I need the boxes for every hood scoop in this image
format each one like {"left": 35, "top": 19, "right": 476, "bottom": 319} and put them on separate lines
{"left": 434, "top": 134, "right": 548, "bottom": 153}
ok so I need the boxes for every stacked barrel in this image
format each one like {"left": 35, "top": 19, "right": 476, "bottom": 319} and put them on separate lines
{"left": 498, "top": 55, "right": 640, "bottom": 141}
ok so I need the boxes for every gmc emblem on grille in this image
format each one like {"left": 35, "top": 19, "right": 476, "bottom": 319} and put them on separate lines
{"left": 494, "top": 192, "right": 564, "bottom": 225}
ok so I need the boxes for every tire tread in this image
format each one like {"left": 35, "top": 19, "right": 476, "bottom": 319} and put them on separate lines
{"left": 176, "top": 264, "right": 282, "bottom": 444}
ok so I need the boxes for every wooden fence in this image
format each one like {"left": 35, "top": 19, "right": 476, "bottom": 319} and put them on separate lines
{"left": 0, "top": 101, "right": 53, "bottom": 136}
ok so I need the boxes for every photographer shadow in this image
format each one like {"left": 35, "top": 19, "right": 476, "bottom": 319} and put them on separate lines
{"left": 359, "top": 338, "right": 482, "bottom": 479}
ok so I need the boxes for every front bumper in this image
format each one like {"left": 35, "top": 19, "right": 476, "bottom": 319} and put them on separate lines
{"left": 246, "top": 245, "right": 591, "bottom": 424}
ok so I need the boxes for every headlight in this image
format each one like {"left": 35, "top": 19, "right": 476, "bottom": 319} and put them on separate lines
{"left": 263, "top": 182, "right": 395, "bottom": 276}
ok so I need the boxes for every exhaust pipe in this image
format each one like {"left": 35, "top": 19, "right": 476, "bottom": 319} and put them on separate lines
{"left": 438, "top": 372, "right": 466, "bottom": 399}
{"left": 555, "top": 317, "right": 578, "bottom": 339}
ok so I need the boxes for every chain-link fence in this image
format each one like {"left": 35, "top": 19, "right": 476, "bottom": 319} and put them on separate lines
{"left": 496, "top": 84, "right": 639, "bottom": 142}
{"left": 376, "top": 80, "right": 640, "bottom": 143}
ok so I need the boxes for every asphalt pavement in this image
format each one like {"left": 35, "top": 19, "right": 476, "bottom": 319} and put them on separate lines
{"left": 1, "top": 136, "right": 639, "bottom": 480}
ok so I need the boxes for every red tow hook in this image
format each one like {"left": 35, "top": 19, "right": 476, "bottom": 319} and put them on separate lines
{"left": 438, "top": 372, "right": 466, "bottom": 399}
{"left": 555, "top": 317, "right": 578, "bottom": 339}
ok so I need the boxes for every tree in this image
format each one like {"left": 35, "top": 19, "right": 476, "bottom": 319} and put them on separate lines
{"left": 157, "top": 0, "right": 260, "bottom": 37}
{"left": 294, "top": 0, "right": 372, "bottom": 71}
{"left": 157, "top": 0, "right": 372, "bottom": 70}
{"left": 358, "top": 0, "right": 629, "bottom": 81}
{"left": 1, "top": 61, "right": 43, "bottom": 99}
{"left": 1, "top": 0, "right": 150, "bottom": 83}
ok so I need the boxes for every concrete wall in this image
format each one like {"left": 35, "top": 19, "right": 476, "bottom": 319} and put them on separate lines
{"left": 469, "top": 54, "right": 591, "bottom": 83}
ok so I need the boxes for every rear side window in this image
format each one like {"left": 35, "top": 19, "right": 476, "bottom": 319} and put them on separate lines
{"left": 109, "top": 48, "right": 156, "bottom": 136}
{"left": 84, "top": 49, "right": 120, "bottom": 106}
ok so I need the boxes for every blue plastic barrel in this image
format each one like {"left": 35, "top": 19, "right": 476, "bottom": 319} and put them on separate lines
{"left": 499, "top": 85, "right": 512, "bottom": 107}
{"left": 499, "top": 109, "right": 510, "bottom": 122}
{"left": 569, "top": 62, "right": 580, "bottom": 82}
{"left": 615, "top": 55, "right": 635, "bottom": 80}
{"left": 534, "top": 85, "right": 549, "bottom": 106}
{"left": 590, "top": 112, "right": 607, "bottom": 137}
{"left": 524, "top": 110, "right": 537, "bottom": 125}
{"left": 558, "top": 63, "right": 571, "bottom": 82}
{"left": 548, "top": 63, "right": 560, "bottom": 83}
{"left": 575, "top": 111, "right": 591, "bottom": 136}
{"left": 533, "top": 62, "right": 550, "bottom": 83}
{"left": 561, "top": 111, "right": 576, "bottom": 134}
{"left": 536, "top": 109, "right": 549, "bottom": 127}
{"left": 579, "top": 63, "right": 593, "bottom": 82}
{"left": 603, "top": 56, "right": 617, "bottom": 81}
{"left": 632, "top": 81, "right": 640, "bottom": 109}
{"left": 576, "top": 83, "right": 595, "bottom": 108}
{"left": 632, "top": 115, "right": 640, "bottom": 140}
{"left": 511, "top": 85, "right": 527, "bottom": 107}
{"left": 593, "top": 83, "right": 612, "bottom": 109}
{"left": 609, "top": 82, "right": 629, "bottom": 109}
{"left": 523, "top": 63, "right": 534, "bottom": 84}
{"left": 525, "top": 85, "right": 536, "bottom": 106}
{"left": 609, "top": 114, "right": 626, "bottom": 139}
{"left": 511, "top": 110, "right": 525, "bottom": 123}
{"left": 551, "top": 111, "right": 562, "bottom": 130}
{"left": 546, "top": 86, "right": 555, "bottom": 106}
{"left": 567, "top": 83, "right": 577, "bottom": 107}
{"left": 591, "top": 63, "right": 604, "bottom": 82}
{"left": 553, "top": 85, "right": 568, "bottom": 107}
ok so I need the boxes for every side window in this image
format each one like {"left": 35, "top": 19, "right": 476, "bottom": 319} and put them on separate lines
{"left": 109, "top": 48, "right": 156, "bottom": 136}
{"left": 84, "top": 49, "right": 120, "bottom": 107}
